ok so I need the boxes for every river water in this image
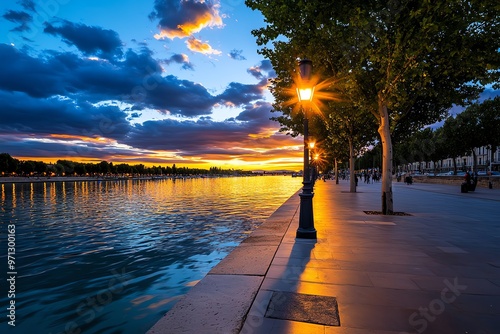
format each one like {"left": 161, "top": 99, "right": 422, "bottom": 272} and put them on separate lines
{"left": 0, "top": 176, "right": 301, "bottom": 334}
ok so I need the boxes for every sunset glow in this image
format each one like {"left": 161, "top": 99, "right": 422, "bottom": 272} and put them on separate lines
{"left": 0, "top": 1, "right": 305, "bottom": 171}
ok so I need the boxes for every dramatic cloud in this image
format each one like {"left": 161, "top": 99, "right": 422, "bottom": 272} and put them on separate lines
{"left": 0, "top": 44, "right": 67, "bottom": 97}
{"left": 248, "top": 60, "right": 275, "bottom": 81}
{"left": 0, "top": 43, "right": 275, "bottom": 121}
{"left": 149, "top": 0, "right": 223, "bottom": 56}
{"left": 123, "top": 105, "right": 295, "bottom": 161}
{"left": 0, "top": 91, "right": 131, "bottom": 140}
{"left": 2, "top": 10, "right": 32, "bottom": 32}
{"left": 19, "top": 0, "right": 36, "bottom": 12}
{"left": 186, "top": 37, "right": 221, "bottom": 55}
{"left": 217, "top": 82, "right": 264, "bottom": 106}
{"left": 126, "top": 118, "right": 248, "bottom": 152}
{"left": 229, "top": 49, "right": 246, "bottom": 61}
{"left": 165, "top": 53, "right": 194, "bottom": 70}
{"left": 0, "top": 44, "right": 218, "bottom": 117}
{"left": 44, "top": 20, "right": 123, "bottom": 60}
{"left": 137, "top": 75, "right": 217, "bottom": 117}
{"left": 150, "top": 0, "right": 223, "bottom": 40}
{"left": 235, "top": 101, "right": 274, "bottom": 127}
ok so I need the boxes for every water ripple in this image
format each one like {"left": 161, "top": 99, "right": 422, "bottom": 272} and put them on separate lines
{"left": 0, "top": 176, "right": 301, "bottom": 334}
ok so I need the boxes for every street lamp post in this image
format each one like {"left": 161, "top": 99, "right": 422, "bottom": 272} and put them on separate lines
{"left": 296, "top": 59, "right": 317, "bottom": 239}
{"left": 309, "top": 141, "right": 317, "bottom": 188}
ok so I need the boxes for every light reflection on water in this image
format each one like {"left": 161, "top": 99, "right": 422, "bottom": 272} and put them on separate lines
{"left": 0, "top": 176, "right": 301, "bottom": 334}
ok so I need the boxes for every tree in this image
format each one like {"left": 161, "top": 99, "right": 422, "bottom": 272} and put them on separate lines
{"left": 455, "top": 109, "right": 483, "bottom": 171}
{"left": 323, "top": 130, "right": 349, "bottom": 184}
{"left": 53, "top": 163, "right": 65, "bottom": 176}
{"left": 109, "top": 162, "right": 117, "bottom": 174}
{"left": 34, "top": 161, "right": 47, "bottom": 175}
{"left": 427, "top": 127, "right": 449, "bottom": 175}
{"left": 443, "top": 98, "right": 500, "bottom": 172}
{"left": 470, "top": 97, "right": 500, "bottom": 171}
{"left": 358, "top": 144, "right": 382, "bottom": 171}
{"left": 407, "top": 128, "right": 436, "bottom": 170}
{"left": 133, "top": 164, "right": 145, "bottom": 175}
{"left": 99, "top": 161, "right": 110, "bottom": 174}
{"left": 116, "top": 163, "right": 132, "bottom": 174}
{"left": 19, "top": 160, "right": 35, "bottom": 175}
{"left": 326, "top": 102, "right": 377, "bottom": 192}
{"left": 0, "top": 153, "right": 19, "bottom": 174}
{"left": 57, "top": 160, "right": 75, "bottom": 174}
{"left": 246, "top": 0, "right": 500, "bottom": 213}
{"left": 394, "top": 127, "right": 446, "bottom": 175}
{"left": 74, "top": 163, "right": 87, "bottom": 176}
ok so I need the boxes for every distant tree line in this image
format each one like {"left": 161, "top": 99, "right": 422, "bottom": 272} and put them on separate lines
{"left": 0, "top": 154, "right": 244, "bottom": 177}
{"left": 357, "top": 97, "right": 500, "bottom": 172}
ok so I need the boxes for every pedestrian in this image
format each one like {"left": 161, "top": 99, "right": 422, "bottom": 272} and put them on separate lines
{"left": 465, "top": 171, "right": 471, "bottom": 185}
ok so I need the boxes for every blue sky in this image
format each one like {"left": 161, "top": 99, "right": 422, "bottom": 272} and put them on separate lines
{"left": 0, "top": 0, "right": 303, "bottom": 170}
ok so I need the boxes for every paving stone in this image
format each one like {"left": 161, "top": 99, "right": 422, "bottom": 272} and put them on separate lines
{"left": 147, "top": 275, "right": 262, "bottom": 334}
{"left": 209, "top": 245, "right": 277, "bottom": 275}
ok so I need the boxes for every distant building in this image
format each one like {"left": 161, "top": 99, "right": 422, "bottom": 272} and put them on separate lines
{"left": 251, "top": 170, "right": 296, "bottom": 175}
{"left": 399, "top": 145, "right": 500, "bottom": 174}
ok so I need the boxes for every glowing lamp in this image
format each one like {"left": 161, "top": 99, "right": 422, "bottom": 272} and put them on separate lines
{"left": 297, "top": 58, "right": 314, "bottom": 102}
{"left": 296, "top": 87, "right": 315, "bottom": 102}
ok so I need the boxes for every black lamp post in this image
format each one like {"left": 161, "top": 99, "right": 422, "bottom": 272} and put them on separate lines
{"left": 309, "top": 141, "right": 316, "bottom": 187}
{"left": 296, "top": 59, "right": 317, "bottom": 239}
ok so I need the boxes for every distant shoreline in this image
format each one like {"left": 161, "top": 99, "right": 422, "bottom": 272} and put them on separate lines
{"left": 0, "top": 174, "right": 275, "bottom": 184}
{"left": 0, "top": 176, "right": 170, "bottom": 184}
{"left": 1, "top": 176, "right": 113, "bottom": 184}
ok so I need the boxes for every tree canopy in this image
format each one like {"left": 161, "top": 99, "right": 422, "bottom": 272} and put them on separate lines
{"left": 246, "top": 0, "right": 500, "bottom": 213}
{"left": 390, "top": 97, "right": 500, "bottom": 173}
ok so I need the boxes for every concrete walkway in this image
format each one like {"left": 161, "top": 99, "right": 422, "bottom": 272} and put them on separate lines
{"left": 148, "top": 180, "right": 500, "bottom": 334}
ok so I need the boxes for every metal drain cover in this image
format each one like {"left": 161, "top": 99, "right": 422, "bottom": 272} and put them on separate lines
{"left": 265, "top": 291, "right": 340, "bottom": 326}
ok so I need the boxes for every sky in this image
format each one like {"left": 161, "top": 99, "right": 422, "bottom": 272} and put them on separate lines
{"left": 0, "top": 0, "right": 304, "bottom": 171}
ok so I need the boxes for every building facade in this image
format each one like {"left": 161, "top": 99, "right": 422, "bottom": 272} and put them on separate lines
{"left": 400, "top": 145, "right": 500, "bottom": 174}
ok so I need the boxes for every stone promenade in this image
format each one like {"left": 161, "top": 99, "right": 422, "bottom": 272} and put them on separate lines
{"left": 148, "top": 179, "right": 500, "bottom": 334}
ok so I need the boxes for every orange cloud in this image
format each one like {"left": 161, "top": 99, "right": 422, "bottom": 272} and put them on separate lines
{"left": 152, "top": 1, "right": 223, "bottom": 40}
{"left": 186, "top": 37, "right": 221, "bottom": 55}
{"left": 48, "top": 134, "right": 113, "bottom": 144}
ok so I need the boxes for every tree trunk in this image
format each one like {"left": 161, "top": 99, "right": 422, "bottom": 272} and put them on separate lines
{"left": 349, "top": 137, "right": 356, "bottom": 193}
{"left": 491, "top": 146, "right": 496, "bottom": 172}
{"left": 378, "top": 100, "right": 393, "bottom": 214}
{"left": 472, "top": 149, "right": 477, "bottom": 172}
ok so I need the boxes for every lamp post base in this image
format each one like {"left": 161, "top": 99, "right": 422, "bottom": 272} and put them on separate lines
{"left": 296, "top": 184, "right": 316, "bottom": 239}
{"left": 296, "top": 227, "right": 317, "bottom": 239}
